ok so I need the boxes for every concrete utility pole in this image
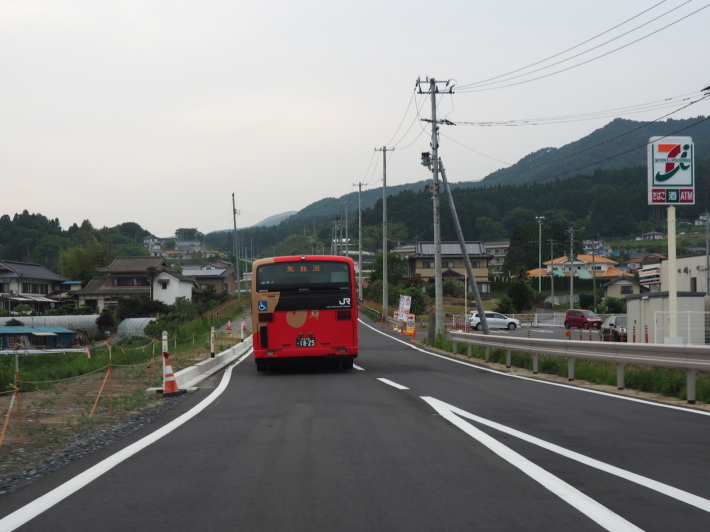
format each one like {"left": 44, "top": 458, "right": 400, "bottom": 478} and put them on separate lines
{"left": 417, "top": 77, "right": 453, "bottom": 335}
{"left": 592, "top": 234, "right": 600, "bottom": 313}
{"left": 375, "top": 146, "right": 394, "bottom": 319}
{"left": 535, "top": 216, "right": 545, "bottom": 293}
{"left": 548, "top": 238, "right": 556, "bottom": 302}
{"left": 232, "top": 193, "right": 240, "bottom": 294}
{"left": 342, "top": 201, "right": 349, "bottom": 258}
{"left": 353, "top": 183, "right": 366, "bottom": 301}
{"left": 440, "top": 160, "right": 489, "bottom": 334}
{"left": 567, "top": 227, "right": 575, "bottom": 310}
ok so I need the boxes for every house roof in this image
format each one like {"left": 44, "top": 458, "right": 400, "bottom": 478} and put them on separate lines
{"left": 79, "top": 278, "right": 150, "bottom": 296}
{"left": 526, "top": 268, "right": 547, "bottom": 277}
{"left": 412, "top": 241, "right": 491, "bottom": 258}
{"left": 0, "top": 261, "right": 68, "bottom": 282}
{"left": 179, "top": 268, "right": 235, "bottom": 279}
{"left": 544, "top": 254, "right": 618, "bottom": 266}
{"left": 601, "top": 276, "right": 642, "bottom": 288}
{"left": 484, "top": 241, "right": 510, "bottom": 247}
{"left": 97, "top": 257, "right": 169, "bottom": 273}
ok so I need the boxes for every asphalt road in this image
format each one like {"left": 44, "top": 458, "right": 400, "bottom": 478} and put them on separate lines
{"left": 1, "top": 317, "right": 708, "bottom": 531}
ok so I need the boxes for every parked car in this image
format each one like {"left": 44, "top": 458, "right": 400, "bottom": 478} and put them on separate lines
{"left": 601, "top": 315, "right": 627, "bottom": 341}
{"left": 564, "top": 309, "right": 603, "bottom": 330}
{"left": 469, "top": 311, "right": 521, "bottom": 330}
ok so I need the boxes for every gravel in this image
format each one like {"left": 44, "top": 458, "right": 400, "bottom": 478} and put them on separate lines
{"left": 0, "top": 394, "right": 185, "bottom": 498}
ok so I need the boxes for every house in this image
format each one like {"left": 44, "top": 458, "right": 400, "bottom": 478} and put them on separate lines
{"left": 659, "top": 252, "right": 710, "bottom": 294}
{"left": 581, "top": 239, "right": 610, "bottom": 257}
{"left": 179, "top": 267, "right": 237, "bottom": 294}
{"left": 153, "top": 270, "right": 201, "bottom": 305}
{"left": 626, "top": 253, "right": 665, "bottom": 272}
{"left": 534, "top": 254, "right": 629, "bottom": 279}
{"left": 407, "top": 241, "right": 492, "bottom": 299}
{"left": 640, "top": 231, "right": 665, "bottom": 240}
{"left": 485, "top": 241, "right": 509, "bottom": 276}
{"left": 0, "top": 260, "right": 69, "bottom": 313}
{"left": 76, "top": 257, "right": 197, "bottom": 311}
{"left": 601, "top": 277, "right": 646, "bottom": 299}
{"left": 142, "top": 235, "right": 163, "bottom": 249}
{"left": 694, "top": 213, "right": 710, "bottom": 226}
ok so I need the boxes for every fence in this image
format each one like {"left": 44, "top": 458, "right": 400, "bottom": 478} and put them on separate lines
{"left": 0, "top": 328, "right": 247, "bottom": 458}
{"left": 653, "top": 311, "right": 710, "bottom": 345}
{"left": 450, "top": 330, "right": 710, "bottom": 404}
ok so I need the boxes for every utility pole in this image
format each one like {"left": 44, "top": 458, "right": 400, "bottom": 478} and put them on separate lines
{"left": 440, "top": 159, "right": 489, "bottom": 334}
{"left": 232, "top": 193, "right": 240, "bottom": 295}
{"left": 353, "top": 182, "right": 366, "bottom": 300}
{"left": 547, "top": 238, "right": 556, "bottom": 303}
{"left": 375, "top": 146, "right": 394, "bottom": 320}
{"left": 342, "top": 201, "right": 349, "bottom": 258}
{"left": 592, "top": 234, "right": 600, "bottom": 313}
{"left": 567, "top": 227, "right": 575, "bottom": 310}
{"left": 535, "top": 216, "right": 545, "bottom": 293}
{"left": 417, "top": 77, "right": 454, "bottom": 335}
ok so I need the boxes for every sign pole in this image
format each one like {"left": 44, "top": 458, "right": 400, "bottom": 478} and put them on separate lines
{"left": 668, "top": 206, "right": 677, "bottom": 338}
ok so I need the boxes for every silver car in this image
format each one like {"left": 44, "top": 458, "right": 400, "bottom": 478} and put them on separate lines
{"left": 469, "top": 311, "right": 521, "bottom": 330}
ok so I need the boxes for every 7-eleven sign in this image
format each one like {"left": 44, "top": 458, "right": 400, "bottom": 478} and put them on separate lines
{"left": 648, "top": 136, "right": 694, "bottom": 205}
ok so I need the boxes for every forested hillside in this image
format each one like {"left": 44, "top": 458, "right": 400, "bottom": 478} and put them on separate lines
{"left": 212, "top": 157, "right": 710, "bottom": 259}
{"left": 0, "top": 213, "right": 150, "bottom": 282}
{"left": 478, "top": 116, "right": 710, "bottom": 187}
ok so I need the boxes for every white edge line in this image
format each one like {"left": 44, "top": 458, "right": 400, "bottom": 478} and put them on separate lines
{"left": 424, "top": 396, "right": 710, "bottom": 514}
{"left": 0, "top": 349, "right": 253, "bottom": 531}
{"left": 359, "top": 318, "right": 710, "bottom": 417}
{"left": 353, "top": 364, "right": 365, "bottom": 371}
{"left": 422, "top": 397, "right": 643, "bottom": 532}
{"left": 377, "top": 378, "right": 409, "bottom": 390}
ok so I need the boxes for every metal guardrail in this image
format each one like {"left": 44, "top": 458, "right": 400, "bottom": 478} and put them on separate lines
{"left": 450, "top": 331, "right": 710, "bottom": 404}
{"left": 361, "top": 305, "right": 382, "bottom": 321}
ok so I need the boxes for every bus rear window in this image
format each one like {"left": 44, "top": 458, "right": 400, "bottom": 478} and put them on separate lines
{"left": 256, "top": 261, "right": 351, "bottom": 292}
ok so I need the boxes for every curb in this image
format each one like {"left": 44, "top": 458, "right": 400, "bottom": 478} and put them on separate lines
{"left": 146, "top": 336, "right": 253, "bottom": 394}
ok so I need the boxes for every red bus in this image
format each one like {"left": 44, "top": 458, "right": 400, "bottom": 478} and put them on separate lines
{"left": 251, "top": 255, "right": 359, "bottom": 371}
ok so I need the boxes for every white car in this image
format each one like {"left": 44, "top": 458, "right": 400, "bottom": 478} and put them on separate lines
{"left": 468, "top": 311, "right": 521, "bottom": 330}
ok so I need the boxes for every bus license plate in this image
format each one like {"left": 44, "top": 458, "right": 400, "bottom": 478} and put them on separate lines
{"left": 296, "top": 337, "right": 316, "bottom": 347}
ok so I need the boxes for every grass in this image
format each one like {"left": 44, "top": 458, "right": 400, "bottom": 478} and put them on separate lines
{"left": 431, "top": 336, "right": 710, "bottom": 403}
{"left": 0, "top": 296, "right": 252, "bottom": 394}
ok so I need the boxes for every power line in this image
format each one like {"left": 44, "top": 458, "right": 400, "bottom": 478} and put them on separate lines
{"left": 457, "top": 92, "right": 709, "bottom": 183}
{"left": 457, "top": 0, "right": 670, "bottom": 89}
{"left": 453, "top": 90, "right": 701, "bottom": 126}
{"left": 458, "top": 0, "right": 692, "bottom": 90}
{"left": 457, "top": 3, "right": 710, "bottom": 93}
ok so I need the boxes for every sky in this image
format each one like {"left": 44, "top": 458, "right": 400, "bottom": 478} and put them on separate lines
{"left": 2, "top": 0, "right": 710, "bottom": 237}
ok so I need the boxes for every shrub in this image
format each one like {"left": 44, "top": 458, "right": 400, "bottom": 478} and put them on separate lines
{"left": 495, "top": 296, "right": 515, "bottom": 314}
{"left": 442, "top": 280, "right": 465, "bottom": 298}
{"left": 507, "top": 281, "right": 532, "bottom": 312}
{"left": 6, "top": 318, "right": 24, "bottom": 326}
{"left": 95, "top": 309, "right": 115, "bottom": 330}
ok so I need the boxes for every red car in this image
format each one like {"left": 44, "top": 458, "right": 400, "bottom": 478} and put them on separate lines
{"left": 564, "top": 309, "right": 603, "bottom": 330}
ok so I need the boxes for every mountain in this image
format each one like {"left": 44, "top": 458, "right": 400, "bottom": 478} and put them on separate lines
{"left": 251, "top": 211, "right": 298, "bottom": 228}
{"left": 277, "top": 116, "right": 709, "bottom": 222}
{"left": 475, "top": 116, "right": 710, "bottom": 188}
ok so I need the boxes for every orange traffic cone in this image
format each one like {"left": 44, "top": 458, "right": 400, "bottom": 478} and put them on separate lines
{"left": 162, "top": 352, "right": 185, "bottom": 397}
{"left": 226, "top": 320, "right": 232, "bottom": 331}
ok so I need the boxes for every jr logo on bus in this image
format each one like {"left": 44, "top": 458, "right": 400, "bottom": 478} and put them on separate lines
{"left": 339, "top": 298, "right": 351, "bottom": 306}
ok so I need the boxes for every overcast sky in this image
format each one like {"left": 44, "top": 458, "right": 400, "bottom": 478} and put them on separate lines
{"left": 2, "top": 0, "right": 709, "bottom": 237}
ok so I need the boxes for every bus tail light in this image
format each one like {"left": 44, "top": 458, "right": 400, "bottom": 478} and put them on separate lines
{"left": 338, "top": 348, "right": 347, "bottom": 353}
{"left": 337, "top": 310, "right": 351, "bottom": 320}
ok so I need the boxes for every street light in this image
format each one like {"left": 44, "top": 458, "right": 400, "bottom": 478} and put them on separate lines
{"left": 535, "top": 216, "right": 545, "bottom": 293}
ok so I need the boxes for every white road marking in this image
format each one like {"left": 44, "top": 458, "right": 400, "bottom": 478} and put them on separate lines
{"left": 359, "top": 319, "right": 710, "bottom": 417}
{"left": 423, "top": 397, "right": 643, "bottom": 532}
{"left": 377, "top": 378, "right": 409, "bottom": 390}
{"left": 353, "top": 364, "right": 365, "bottom": 371}
{"left": 423, "top": 396, "right": 710, "bottom": 514}
{"left": 0, "top": 350, "right": 253, "bottom": 532}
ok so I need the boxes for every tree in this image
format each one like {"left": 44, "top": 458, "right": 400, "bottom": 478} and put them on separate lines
{"left": 370, "top": 253, "right": 407, "bottom": 283}
{"left": 475, "top": 217, "right": 507, "bottom": 241}
{"left": 507, "top": 280, "right": 533, "bottom": 312}
{"left": 495, "top": 296, "right": 515, "bottom": 314}
{"left": 175, "top": 228, "right": 204, "bottom": 240}
{"left": 95, "top": 309, "right": 114, "bottom": 330}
